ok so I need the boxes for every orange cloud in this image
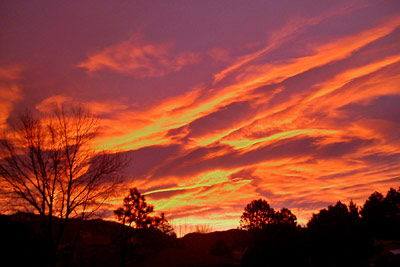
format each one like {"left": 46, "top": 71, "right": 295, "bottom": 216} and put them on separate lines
{"left": 42, "top": 12, "right": 400, "bottom": 231}
{"left": 133, "top": 26, "right": 399, "bottom": 229}
{"left": 212, "top": 2, "right": 369, "bottom": 84}
{"left": 0, "top": 66, "right": 22, "bottom": 130}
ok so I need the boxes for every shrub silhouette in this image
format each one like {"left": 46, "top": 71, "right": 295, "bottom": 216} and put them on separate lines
{"left": 194, "top": 224, "right": 213, "bottom": 233}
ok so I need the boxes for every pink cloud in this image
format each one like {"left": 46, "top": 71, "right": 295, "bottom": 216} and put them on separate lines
{"left": 77, "top": 35, "right": 201, "bottom": 77}
{"left": 36, "top": 94, "right": 128, "bottom": 115}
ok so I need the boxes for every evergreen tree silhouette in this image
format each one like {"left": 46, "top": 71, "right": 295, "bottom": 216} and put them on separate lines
{"left": 115, "top": 187, "right": 154, "bottom": 229}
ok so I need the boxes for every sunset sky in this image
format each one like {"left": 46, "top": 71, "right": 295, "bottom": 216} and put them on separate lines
{"left": 1, "top": 0, "right": 400, "bottom": 231}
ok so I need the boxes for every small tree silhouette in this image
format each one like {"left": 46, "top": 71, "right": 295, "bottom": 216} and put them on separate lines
{"left": 152, "top": 213, "right": 176, "bottom": 237}
{"left": 114, "top": 188, "right": 154, "bottom": 229}
{"left": 240, "top": 199, "right": 275, "bottom": 229}
{"left": 115, "top": 187, "right": 175, "bottom": 233}
{"left": 274, "top": 208, "right": 297, "bottom": 225}
{"left": 114, "top": 187, "right": 175, "bottom": 267}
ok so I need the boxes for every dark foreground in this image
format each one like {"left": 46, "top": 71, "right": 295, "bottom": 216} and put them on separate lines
{"left": 1, "top": 213, "right": 400, "bottom": 267}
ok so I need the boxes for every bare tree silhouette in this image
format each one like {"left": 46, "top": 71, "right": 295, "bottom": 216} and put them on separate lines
{"left": 0, "top": 105, "right": 126, "bottom": 265}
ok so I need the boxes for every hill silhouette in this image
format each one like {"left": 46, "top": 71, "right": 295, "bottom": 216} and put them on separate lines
{"left": 2, "top": 213, "right": 248, "bottom": 266}
{"left": 4, "top": 213, "right": 400, "bottom": 266}
{"left": 2, "top": 187, "right": 400, "bottom": 266}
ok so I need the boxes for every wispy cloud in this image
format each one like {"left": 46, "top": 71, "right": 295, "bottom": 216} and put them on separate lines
{"left": 0, "top": 66, "right": 22, "bottom": 129}
{"left": 13, "top": 2, "right": 400, "bottom": 229}
{"left": 77, "top": 35, "right": 201, "bottom": 77}
{"left": 212, "top": 1, "right": 370, "bottom": 83}
{"left": 100, "top": 14, "right": 400, "bottom": 227}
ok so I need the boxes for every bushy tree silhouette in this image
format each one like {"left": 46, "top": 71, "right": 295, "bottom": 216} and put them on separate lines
{"left": 274, "top": 207, "right": 297, "bottom": 225}
{"left": 361, "top": 187, "right": 400, "bottom": 239}
{"left": 240, "top": 199, "right": 297, "bottom": 229}
{"left": 240, "top": 199, "right": 275, "bottom": 229}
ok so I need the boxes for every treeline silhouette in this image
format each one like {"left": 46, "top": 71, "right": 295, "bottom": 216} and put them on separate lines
{"left": 1, "top": 187, "right": 399, "bottom": 266}
{"left": 241, "top": 187, "right": 400, "bottom": 267}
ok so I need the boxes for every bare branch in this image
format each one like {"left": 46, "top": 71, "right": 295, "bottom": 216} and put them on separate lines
{"left": 0, "top": 104, "right": 127, "bottom": 261}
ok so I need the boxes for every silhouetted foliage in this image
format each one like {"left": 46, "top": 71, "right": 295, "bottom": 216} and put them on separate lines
{"left": 2, "top": 186, "right": 399, "bottom": 267}
{"left": 361, "top": 187, "right": 400, "bottom": 240}
{"left": 239, "top": 199, "right": 275, "bottom": 229}
{"left": 115, "top": 188, "right": 154, "bottom": 229}
{"left": 240, "top": 200, "right": 305, "bottom": 266}
{"left": 275, "top": 207, "right": 297, "bottom": 225}
{"left": 240, "top": 199, "right": 297, "bottom": 229}
{"left": 307, "top": 201, "right": 373, "bottom": 266}
{"left": 115, "top": 187, "right": 175, "bottom": 234}
{"left": 115, "top": 187, "right": 175, "bottom": 267}
{"left": 153, "top": 212, "right": 176, "bottom": 237}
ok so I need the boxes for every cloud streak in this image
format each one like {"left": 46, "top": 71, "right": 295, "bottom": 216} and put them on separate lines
{"left": 115, "top": 13, "right": 400, "bottom": 228}
{"left": 3, "top": 1, "right": 400, "bottom": 230}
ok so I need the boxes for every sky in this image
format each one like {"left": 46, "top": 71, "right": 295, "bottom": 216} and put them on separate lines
{"left": 1, "top": 0, "right": 400, "bottom": 231}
